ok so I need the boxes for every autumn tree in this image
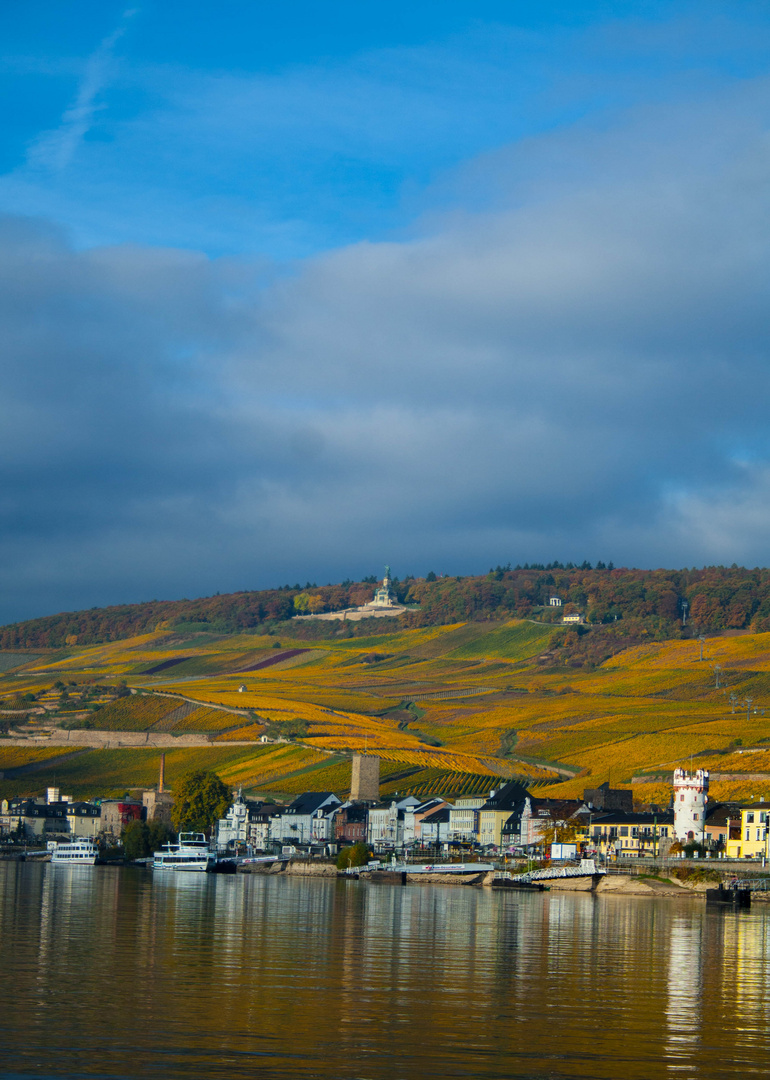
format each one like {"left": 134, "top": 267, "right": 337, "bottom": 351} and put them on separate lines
{"left": 170, "top": 771, "right": 231, "bottom": 836}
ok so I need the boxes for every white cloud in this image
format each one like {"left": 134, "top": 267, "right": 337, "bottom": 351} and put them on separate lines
{"left": 4, "top": 74, "right": 770, "bottom": 618}
{"left": 25, "top": 9, "right": 136, "bottom": 173}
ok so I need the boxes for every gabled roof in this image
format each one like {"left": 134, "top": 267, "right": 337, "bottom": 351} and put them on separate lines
{"left": 421, "top": 806, "right": 450, "bottom": 824}
{"left": 411, "top": 797, "right": 446, "bottom": 815}
{"left": 704, "top": 802, "right": 743, "bottom": 826}
{"left": 530, "top": 798, "right": 587, "bottom": 820}
{"left": 284, "top": 792, "right": 341, "bottom": 815}
{"left": 480, "top": 780, "right": 529, "bottom": 813}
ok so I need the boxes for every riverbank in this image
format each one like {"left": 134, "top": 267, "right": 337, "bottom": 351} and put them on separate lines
{"left": 242, "top": 858, "right": 770, "bottom": 898}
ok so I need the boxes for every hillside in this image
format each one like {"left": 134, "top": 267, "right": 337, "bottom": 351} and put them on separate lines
{"left": 5, "top": 564, "right": 770, "bottom": 650}
{"left": 2, "top": 615, "right": 770, "bottom": 806}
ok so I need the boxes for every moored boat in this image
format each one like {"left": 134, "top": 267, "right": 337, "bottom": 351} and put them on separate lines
{"left": 152, "top": 833, "right": 216, "bottom": 872}
{"left": 50, "top": 840, "right": 99, "bottom": 865}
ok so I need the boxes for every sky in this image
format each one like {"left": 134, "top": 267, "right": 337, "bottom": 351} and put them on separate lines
{"left": 2, "top": 1, "right": 770, "bottom": 623}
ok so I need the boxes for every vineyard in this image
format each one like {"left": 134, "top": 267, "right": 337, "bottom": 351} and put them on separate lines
{"left": 5, "top": 615, "right": 770, "bottom": 804}
{"left": 87, "top": 695, "right": 179, "bottom": 730}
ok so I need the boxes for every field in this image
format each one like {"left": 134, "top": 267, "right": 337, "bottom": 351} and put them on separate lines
{"left": 5, "top": 619, "right": 770, "bottom": 804}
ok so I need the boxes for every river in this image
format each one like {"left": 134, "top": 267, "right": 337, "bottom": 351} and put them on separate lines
{"left": 1, "top": 862, "right": 769, "bottom": 1079}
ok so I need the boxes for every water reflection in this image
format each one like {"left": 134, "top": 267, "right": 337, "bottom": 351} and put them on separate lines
{"left": 2, "top": 865, "right": 770, "bottom": 1079}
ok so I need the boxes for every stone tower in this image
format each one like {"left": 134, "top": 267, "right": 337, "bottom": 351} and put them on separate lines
{"left": 351, "top": 754, "right": 380, "bottom": 802}
{"left": 673, "top": 768, "right": 709, "bottom": 842}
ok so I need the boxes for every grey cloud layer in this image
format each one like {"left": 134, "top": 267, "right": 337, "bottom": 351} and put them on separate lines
{"left": 3, "top": 91, "right": 770, "bottom": 621}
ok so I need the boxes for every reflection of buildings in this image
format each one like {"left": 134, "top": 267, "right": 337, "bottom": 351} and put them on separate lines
{"left": 666, "top": 914, "right": 703, "bottom": 1063}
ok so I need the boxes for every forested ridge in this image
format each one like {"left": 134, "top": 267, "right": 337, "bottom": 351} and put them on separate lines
{"left": 3, "top": 564, "right": 770, "bottom": 649}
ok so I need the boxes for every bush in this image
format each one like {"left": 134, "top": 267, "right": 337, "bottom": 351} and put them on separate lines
{"left": 123, "top": 820, "right": 175, "bottom": 860}
{"left": 337, "top": 842, "right": 372, "bottom": 869}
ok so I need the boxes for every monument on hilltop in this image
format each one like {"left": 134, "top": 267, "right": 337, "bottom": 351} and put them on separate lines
{"left": 292, "top": 565, "right": 415, "bottom": 622}
{"left": 372, "top": 565, "right": 396, "bottom": 607}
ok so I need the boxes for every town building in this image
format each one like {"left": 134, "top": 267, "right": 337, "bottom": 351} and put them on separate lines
{"left": 402, "top": 798, "right": 448, "bottom": 845}
{"left": 478, "top": 781, "right": 529, "bottom": 848}
{"left": 0, "top": 794, "right": 101, "bottom": 839}
{"left": 725, "top": 804, "right": 770, "bottom": 859}
{"left": 100, "top": 798, "right": 144, "bottom": 838}
{"left": 334, "top": 803, "right": 369, "bottom": 843}
{"left": 590, "top": 810, "right": 674, "bottom": 858}
{"left": 217, "top": 793, "right": 285, "bottom": 850}
{"left": 503, "top": 796, "right": 590, "bottom": 850}
{"left": 448, "top": 796, "right": 487, "bottom": 843}
{"left": 704, "top": 802, "right": 742, "bottom": 848}
{"left": 246, "top": 805, "right": 281, "bottom": 850}
{"left": 419, "top": 806, "right": 451, "bottom": 845}
{"left": 673, "top": 768, "right": 709, "bottom": 843}
{"left": 367, "top": 796, "right": 421, "bottom": 848}
{"left": 142, "top": 789, "right": 174, "bottom": 825}
{"left": 272, "top": 792, "right": 342, "bottom": 845}
{"left": 583, "top": 782, "right": 633, "bottom": 813}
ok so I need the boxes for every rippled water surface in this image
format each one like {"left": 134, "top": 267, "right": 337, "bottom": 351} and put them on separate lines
{"left": 2, "top": 863, "right": 770, "bottom": 1079}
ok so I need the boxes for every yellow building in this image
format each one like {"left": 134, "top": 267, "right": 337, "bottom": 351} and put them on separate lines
{"left": 590, "top": 811, "right": 673, "bottom": 859}
{"left": 725, "top": 805, "right": 769, "bottom": 860}
{"left": 477, "top": 781, "right": 528, "bottom": 848}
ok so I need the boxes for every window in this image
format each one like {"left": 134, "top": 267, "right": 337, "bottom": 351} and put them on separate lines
{"left": 757, "top": 830, "right": 762, "bottom": 842}
{"left": 680, "top": 795, "right": 685, "bottom": 802}
{"left": 746, "top": 830, "right": 751, "bottom": 841}
{"left": 620, "top": 827, "right": 628, "bottom": 837}
{"left": 660, "top": 827, "right": 668, "bottom": 837}
{"left": 747, "top": 813, "right": 755, "bottom": 824}
{"left": 761, "top": 813, "right": 767, "bottom": 824}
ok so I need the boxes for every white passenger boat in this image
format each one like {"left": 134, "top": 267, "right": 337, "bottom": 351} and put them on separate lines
{"left": 152, "top": 833, "right": 216, "bottom": 872}
{"left": 49, "top": 840, "right": 99, "bottom": 865}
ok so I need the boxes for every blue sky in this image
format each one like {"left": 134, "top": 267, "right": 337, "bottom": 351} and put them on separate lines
{"left": 2, "top": 2, "right": 770, "bottom": 621}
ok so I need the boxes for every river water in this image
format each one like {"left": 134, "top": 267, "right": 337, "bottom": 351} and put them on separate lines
{"left": 2, "top": 863, "right": 770, "bottom": 1080}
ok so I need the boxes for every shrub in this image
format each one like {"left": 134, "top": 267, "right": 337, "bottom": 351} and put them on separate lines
{"left": 337, "top": 842, "right": 372, "bottom": 869}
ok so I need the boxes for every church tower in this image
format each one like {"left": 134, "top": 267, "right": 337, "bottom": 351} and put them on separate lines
{"left": 673, "top": 768, "right": 709, "bottom": 843}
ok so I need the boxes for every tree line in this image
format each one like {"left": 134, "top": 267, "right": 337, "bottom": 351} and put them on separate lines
{"left": 4, "top": 565, "right": 770, "bottom": 648}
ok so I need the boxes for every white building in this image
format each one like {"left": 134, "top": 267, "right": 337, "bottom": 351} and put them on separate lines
{"left": 368, "top": 796, "right": 421, "bottom": 847}
{"left": 402, "top": 798, "right": 448, "bottom": 844}
{"left": 216, "top": 791, "right": 251, "bottom": 848}
{"left": 273, "top": 792, "right": 342, "bottom": 845}
{"left": 673, "top": 768, "right": 709, "bottom": 843}
{"left": 549, "top": 597, "right": 562, "bottom": 607}
{"left": 448, "top": 796, "right": 487, "bottom": 841}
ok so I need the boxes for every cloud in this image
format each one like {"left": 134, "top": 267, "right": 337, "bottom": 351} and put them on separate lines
{"left": 25, "top": 8, "right": 136, "bottom": 173}
{"left": 3, "top": 78, "right": 770, "bottom": 620}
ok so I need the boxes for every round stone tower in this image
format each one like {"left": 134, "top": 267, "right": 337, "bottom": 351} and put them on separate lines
{"left": 673, "top": 768, "right": 709, "bottom": 842}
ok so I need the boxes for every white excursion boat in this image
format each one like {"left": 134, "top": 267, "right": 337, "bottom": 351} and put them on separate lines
{"left": 152, "top": 833, "right": 216, "bottom": 873}
{"left": 49, "top": 839, "right": 99, "bottom": 865}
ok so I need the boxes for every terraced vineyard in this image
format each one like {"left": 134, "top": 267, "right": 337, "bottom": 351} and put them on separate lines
{"left": 5, "top": 618, "right": 770, "bottom": 803}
